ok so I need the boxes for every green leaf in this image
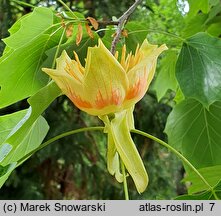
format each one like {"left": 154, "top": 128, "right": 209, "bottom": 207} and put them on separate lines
{"left": 0, "top": 81, "right": 60, "bottom": 187}
{"left": 175, "top": 180, "right": 221, "bottom": 200}
{"left": 187, "top": 0, "right": 210, "bottom": 18}
{"left": 176, "top": 32, "right": 221, "bottom": 107}
{"left": 206, "top": 2, "right": 221, "bottom": 24}
{"left": 182, "top": 4, "right": 221, "bottom": 38}
{"left": 59, "top": 31, "right": 98, "bottom": 63}
{"left": 210, "top": 0, "right": 220, "bottom": 6}
{"left": 125, "top": 21, "right": 149, "bottom": 51}
{"left": 0, "top": 7, "right": 63, "bottom": 108}
{"left": 0, "top": 163, "right": 16, "bottom": 177}
{"left": 207, "top": 22, "right": 221, "bottom": 37}
{"left": 0, "top": 144, "right": 12, "bottom": 162}
{"left": 0, "top": 163, "right": 17, "bottom": 188}
{"left": 182, "top": 14, "right": 208, "bottom": 38}
{"left": 174, "top": 88, "right": 185, "bottom": 104}
{"left": 3, "top": 8, "right": 53, "bottom": 49}
{"left": 165, "top": 99, "right": 221, "bottom": 169}
{"left": 0, "top": 110, "right": 27, "bottom": 162}
{"left": 0, "top": 116, "right": 47, "bottom": 187}
{"left": 0, "top": 111, "right": 49, "bottom": 165}
{"left": 1, "top": 82, "right": 61, "bottom": 165}
{"left": 0, "top": 110, "right": 27, "bottom": 144}
{"left": 0, "top": 109, "right": 49, "bottom": 187}
{"left": 153, "top": 50, "right": 178, "bottom": 100}
{"left": 183, "top": 165, "right": 221, "bottom": 194}
{"left": 175, "top": 191, "right": 213, "bottom": 200}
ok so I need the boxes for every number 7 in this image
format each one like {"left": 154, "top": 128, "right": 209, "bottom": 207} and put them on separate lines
{"left": 209, "top": 203, "right": 215, "bottom": 211}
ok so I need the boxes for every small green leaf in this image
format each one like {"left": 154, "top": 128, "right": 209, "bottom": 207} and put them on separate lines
{"left": 165, "top": 99, "right": 221, "bottom": 168}
{"left": 153, "top": 50, "right": 178, "bottom": 100}
{"left": 176, "top": 32, "right": 221, "bottom": 107}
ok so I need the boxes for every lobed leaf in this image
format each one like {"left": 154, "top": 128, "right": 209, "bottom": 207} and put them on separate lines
{"left": 0, "top": 7, "right": 63, "bottom": 108}
{"left": 0, "top": 82, "right": 61, "bottom": 187}
{"left": 176, "top": 32, "right": 221, "bottom": 107}
{"left": 165, "top": 99, "right": 221, "bottom": 169}
{"left": 0, "top": 110, "right": 49, "bottom": 187}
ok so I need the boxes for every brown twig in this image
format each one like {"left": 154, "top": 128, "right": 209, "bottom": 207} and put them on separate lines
{"left": 96, "top": 20, "right": 119, "bottom": 26}
{"left": 110, "top": 0, "right": 142, "bottom": 54}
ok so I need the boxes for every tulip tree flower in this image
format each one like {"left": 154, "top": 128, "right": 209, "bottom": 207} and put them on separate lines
{"left": 42, "top": 39, "right": 167, "bottom": 193}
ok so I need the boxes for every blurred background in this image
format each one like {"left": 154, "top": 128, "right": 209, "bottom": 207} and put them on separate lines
{"left": 0, "top": 0, "right": 187, "bottom": 199}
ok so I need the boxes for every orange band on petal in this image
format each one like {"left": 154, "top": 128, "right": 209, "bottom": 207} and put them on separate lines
{"left": 111, "top": 89, "right": 122, "bottom": 106}
{"left": 69, "top": 92, "right": 92, "bottom": 109}
{"left": 95, "top": 89, "right": 123, "bottom": 109}
{"left": 95, "top": 90, "right": 109, "bottom": 109}
{"left": 126, "top": 72, "right": 147, "bottom": 100}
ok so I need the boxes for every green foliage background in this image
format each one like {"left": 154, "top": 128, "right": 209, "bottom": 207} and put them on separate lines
{"left": 0, "top": 0, "right": 221, "bottom": 200}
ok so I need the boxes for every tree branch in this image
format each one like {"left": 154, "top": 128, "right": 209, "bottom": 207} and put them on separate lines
{"left": 110, "top": 0, "right": 142, "bottom": 54}
{"left": 96, "top": 20, "right": 119, "bottom": 26}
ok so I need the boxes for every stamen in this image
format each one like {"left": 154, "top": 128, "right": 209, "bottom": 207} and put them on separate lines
{"left": 65, "top": 60, "right": 83, "bottom": 83}
{"left": 121, "top": 45, "right": 126, "bottom": 69}
{"left": 125, "top": 52, "right": 132, "bottom": 72}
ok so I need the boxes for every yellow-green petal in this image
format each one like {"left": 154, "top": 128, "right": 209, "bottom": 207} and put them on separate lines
{"left": 99, "top": 115, "right": 123, "bottom": 182}
{"left": 124, "top": 41, "right": 168, "bottom": 106}
{"left": 83, "top": 39, "right": 129, "bottom": 115}
{"left": 107, "top": 133, "right": 123, "bottom": 182}
{"left": 109, "top": 109, "right": 148, "bottom": 193}
{"left": 42, "top": 51, "right": 90, "bottom": 111}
